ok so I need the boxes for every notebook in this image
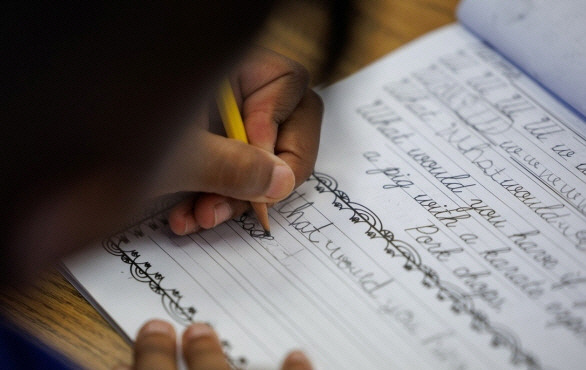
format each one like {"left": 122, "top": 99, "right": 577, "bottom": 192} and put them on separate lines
{"left": 63, "top": 1, "right": 586, "bottom": 368}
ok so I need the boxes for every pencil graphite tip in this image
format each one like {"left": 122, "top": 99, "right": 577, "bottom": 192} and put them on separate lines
{"left": 264, "top": 230, "right": 271, "bottom": 237}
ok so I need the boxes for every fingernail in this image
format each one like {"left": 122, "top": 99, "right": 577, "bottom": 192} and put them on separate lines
{"left": 213, "top": 202, "right": 232, "bottom": 226}
{"left": 183, "top": 323, "right": 215, "bottom": 342}
{"left": 138, "top": 320, "right": 175, "bottom": 338}
{"left": 286, "top": 351, "right": 312, "bottom": 369}
{"left": 265, "top": 165, "right": 295, "bottom": 200}
{"left": 184, "top": 219, "right": 200, "bottom": 235}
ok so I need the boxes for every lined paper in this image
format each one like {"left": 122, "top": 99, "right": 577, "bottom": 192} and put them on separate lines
{"left": 64, "top": 24, "right": 586, "bottom": 369}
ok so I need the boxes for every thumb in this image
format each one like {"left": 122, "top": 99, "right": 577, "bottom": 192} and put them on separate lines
{"left": 167, "top": 130, "right": 296, "bottom": 202}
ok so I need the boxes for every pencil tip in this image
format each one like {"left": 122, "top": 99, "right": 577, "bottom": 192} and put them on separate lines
{"left": 264, "top": 230, "right": 271, "bottom": 237}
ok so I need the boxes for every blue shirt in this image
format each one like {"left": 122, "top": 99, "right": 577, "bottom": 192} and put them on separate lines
{"left": 0, "top": 320, "right": 77, "bottom": 369}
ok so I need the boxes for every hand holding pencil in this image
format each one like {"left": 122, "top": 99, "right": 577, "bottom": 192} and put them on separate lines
{"left": 165, "top": 48, "right": 323, "bottom": 236}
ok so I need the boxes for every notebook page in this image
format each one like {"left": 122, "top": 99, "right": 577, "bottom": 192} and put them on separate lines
{"left": 458, "top": 0, "right": 586, "bottom": 117}
{"left": 64, "top": 24, "right": 586, "bottom": 369}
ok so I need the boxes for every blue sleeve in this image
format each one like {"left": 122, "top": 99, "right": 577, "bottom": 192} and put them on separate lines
{"left": 0, "top": 320, "right": 78, "bottom": 370}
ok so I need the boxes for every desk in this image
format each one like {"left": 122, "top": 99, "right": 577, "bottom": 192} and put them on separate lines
{"left": 0, "top": 1, "right": 457, "bottom": 368}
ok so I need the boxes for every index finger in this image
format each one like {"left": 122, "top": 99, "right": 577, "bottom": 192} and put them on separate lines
{"left": 233, "top": 48, "right": 310, "bottom": 153}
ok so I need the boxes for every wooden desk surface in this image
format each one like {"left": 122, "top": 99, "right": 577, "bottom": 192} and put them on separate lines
{"left": 0, "top": 1, "right": 458, "bottom": 368}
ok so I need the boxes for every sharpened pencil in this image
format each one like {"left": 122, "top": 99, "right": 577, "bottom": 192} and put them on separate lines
{"left": 216, "top": 78, "right": 271, "bottom": 236}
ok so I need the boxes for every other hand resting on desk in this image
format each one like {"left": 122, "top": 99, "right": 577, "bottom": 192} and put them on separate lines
{"left": 127, "top": 320, "right": 312, "bottom": 370}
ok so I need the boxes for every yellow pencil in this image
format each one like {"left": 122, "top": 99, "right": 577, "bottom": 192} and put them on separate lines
{"left": 216, "top": 78, "right": 271, "bottom": 236}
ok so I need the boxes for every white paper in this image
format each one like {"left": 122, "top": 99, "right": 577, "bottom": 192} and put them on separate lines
{"left": 64, "top": 25, "right": 586, "bottom": 369}
{"left": 457, "top": 0, "right": 586, "bottom": 118}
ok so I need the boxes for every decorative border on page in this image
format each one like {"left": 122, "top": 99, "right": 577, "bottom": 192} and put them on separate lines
{"left": 310, "top": 172, "right": 542, "bottom": 370}
{"left": 102, "top": 215, "right": 196, "bottom": 326}
{"left": 102, "top": 211, "right": 248, "bottom": 369}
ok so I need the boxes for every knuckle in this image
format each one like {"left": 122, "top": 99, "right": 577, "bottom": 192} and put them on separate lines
{"left": 286, "top": 58, "right": 310, "bottom": 86}
{"left": 266, "top": 48, "right": 309, "bottom": 84}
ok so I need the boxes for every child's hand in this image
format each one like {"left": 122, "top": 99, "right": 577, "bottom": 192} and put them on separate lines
{"left": 156, "top": 48, "right": 323, "bottom": 235}
{"left": 129, "top": 320, "right": 313, "bottom": 370}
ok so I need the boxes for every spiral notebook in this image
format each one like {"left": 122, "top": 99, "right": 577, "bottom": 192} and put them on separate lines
{"left": 63, "top": 1, "right": 586, "bottom": 369}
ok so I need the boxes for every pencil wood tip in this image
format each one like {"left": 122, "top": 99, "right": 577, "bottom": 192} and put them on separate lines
{"left": 251, "top": 202, "right": 271, "bottom": 237}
